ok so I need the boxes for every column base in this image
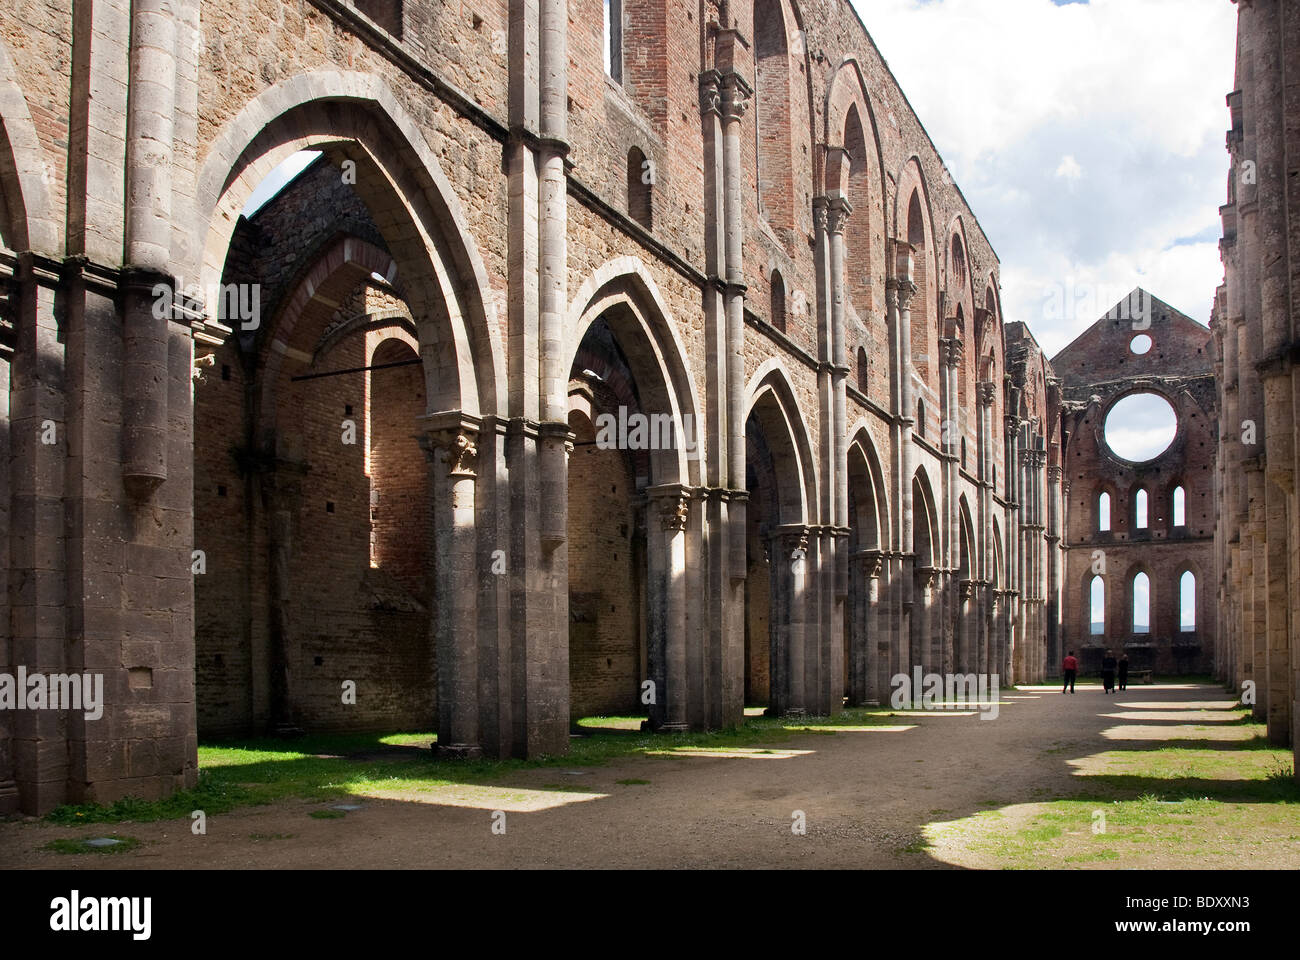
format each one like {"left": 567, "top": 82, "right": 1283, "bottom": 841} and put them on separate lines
{"left": 765, "top": 706, "right": 806, "bottom": 718}
{"left": 435, "top": 743, "right": 484, "bottom": 759}
{"left": 654, "top": 721, "right": 690, "bottom": 733}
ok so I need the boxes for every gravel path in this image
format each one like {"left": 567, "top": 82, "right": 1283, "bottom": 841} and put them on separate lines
{"left": 0, "top": 683, "right": 1263, "bottom": 869}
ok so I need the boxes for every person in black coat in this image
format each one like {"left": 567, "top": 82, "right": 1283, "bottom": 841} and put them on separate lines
{"left": 1101, "top": 650, "right": 1117, "bottom": 694}
{"left": 1117, "top": 653, "right": 1129, "bottom": 691}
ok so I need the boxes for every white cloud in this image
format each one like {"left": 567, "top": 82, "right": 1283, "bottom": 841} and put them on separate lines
{"left": 1055, "top": 155, "right": 1083, "bottom": 182}
{"left": 851, "top": 0, "right": 1236, "bottom": 355}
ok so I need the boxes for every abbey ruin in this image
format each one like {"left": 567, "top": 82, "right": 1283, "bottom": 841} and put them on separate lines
{"left": 0, "top": 0, "right": 1294, "bottom": 815}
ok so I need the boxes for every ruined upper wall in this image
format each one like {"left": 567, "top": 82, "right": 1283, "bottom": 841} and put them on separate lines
{"left": 1052, "top": 290, "right": 1214, "bottom": 395}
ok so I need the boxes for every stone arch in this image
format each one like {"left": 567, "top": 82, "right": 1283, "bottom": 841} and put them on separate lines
{"left": 0, "top": 39, "right": 59, "bottom": 254}
{"left": 745, "top": 359, "right": 819, "bottom": 524}
{"left": 911, "top": 465, "right": 939, "bottom": 567}
{"left": 565, "top": 257, "right": 704, "bottom": 487}
{"left": 1174, "top": 563, "right": 1200, "bottom": 633}
{"left": 824, "top": 60, "right": 886, "bottom": 320}
{"left": 991, "top": 517, "right": 1004, "bottom": 590}
{"left": 256, "top": 235, "right": 401, "bottom": 442}
{"left": 1128, "top": 566, "right": 1154, "bottom": 634}
{"left": 1087, "top": 570, "right": 1106, "bottom": 636}
{"left": 846, "top": 424, "right": 890, "bottom": 550}
{"left": 896, "top": 158, "right": 938, "bottom": 388}
{"left": 957, "top": 494, "right": 975, "bottom": 580}
{"left": 195, "top": 70, "right": 504, "bottom": 418}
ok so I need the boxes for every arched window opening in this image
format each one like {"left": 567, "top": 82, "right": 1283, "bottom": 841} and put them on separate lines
{"left": 1098, "top": 491, "right": 1111, "bottom": 532}
{"left": 1173, "top": 485, "right": 1186, "bottom": 527}
{"left": 604, "top": 0, "right": 622, "bottom": 83}
{"left": 856, "top": 346, "right": 869, "bottom": 394}
{"left": 627, "top": 146, "right": 651, "bottom": 229}
{"left": 753, "top": 0, "right": 793, "bottom": 231}
{"left": 1180, "top": 571, "right": 1196, "bottom": 632}
{"left": 1090, "top": 576, "right": 1105, "bottom": 635}
{"left": 1132, "top": 572, "right": 1150, "bottom": 634}
{"left": 1135, "top": 488, "right": 1148, "bottom": 529}
{"left": 951, "top": 234, "right": 967, "bottom": 285}
{"left": 916, "top": 398, "right": 926, "bottom": 437}
{"left": 961, "top": 437, "right": 967, "bottom": 470}
{"left": 906, "top": 188, "right": 931, "bottom": 380}
{"left": 770, "top": 269, "right": 786, "bottom": 333}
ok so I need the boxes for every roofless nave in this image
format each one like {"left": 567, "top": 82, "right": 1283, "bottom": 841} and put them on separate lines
{"left": 0, "top": 0, "right": 1294, "bottom": 815}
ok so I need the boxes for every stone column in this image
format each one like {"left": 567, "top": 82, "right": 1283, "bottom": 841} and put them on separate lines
{"left": 769, "top": 525, "right": 810, "bottom": 716}
{"left": 977, "top": 380, "right": 996, "bottom": 676}
{"left": 1047, "top": 462, "right": 1064, "bottom": 676}
{"left": 422, "top": 419, "right": 482, "bottom": 757}
{"left": 700, "top": 73, "right": 743, "bottom": 730}
{"left": 957, "top": 579, "right": 974, "bottom": 677}
{"left": 647, "top": 485, "right": 690, "bottom": 731}
{"left": 848, "top": 549, "right": 884, "bottom": 705}
{"left": 941, "top": 336, "right": 963, "bottom": 675}
{"left": 1004, "top": 413, "right": 1021, "bottom": 684}
{"left": 122, "top": 0, "right": 179, "bottom": 493}
{"left": 913, "top": 566, "right": 936, "bottom": 678}
{"left": 889, "top": 246, "right": 918, "bottom": 684}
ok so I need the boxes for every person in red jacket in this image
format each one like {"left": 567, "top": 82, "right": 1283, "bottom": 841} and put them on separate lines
{"left": 1062, "top": 651, "right": 1079, "bottom": 694}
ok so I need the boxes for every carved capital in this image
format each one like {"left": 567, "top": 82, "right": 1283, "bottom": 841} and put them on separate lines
{"left": 422, "top": 428, "right": 478, "bottom": 479}
{"left": 419, "top": 412, "right": 482, "bottom": 480}
{"left": 720, "top": 73, "right": 752, "bottom": 123}
{"left": 887, "top": 276, "right": 917, "bottom": 312}
{"left": 648, "top": 483, "right": 691, "bottom": 532}
{"left": 812, "top": 198, "right": 829, "bottom": 234}
{"left": 826, "top": 196, "right": 851, "bottom": 236}
{"left": 978, "top": 380, "right": 997, "bottom": 406}
{"left": 853, "top": 548, "right": 884, "bottom": 579}
{"left": 698, "top": 70, "right": 722, "bottom": 117}
{"left": 947, "top": 336, "right": 965, "bottom": 369}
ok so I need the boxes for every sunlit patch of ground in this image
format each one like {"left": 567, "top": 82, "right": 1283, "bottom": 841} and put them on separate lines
{"left": 361, "top": 783, "right": 607, "bottom": 812}
{"left": 920, "top": 711, "right": 1300, "bottom": 869}
{"left": 644, "top": 747, "right": 814, "bottom": 760}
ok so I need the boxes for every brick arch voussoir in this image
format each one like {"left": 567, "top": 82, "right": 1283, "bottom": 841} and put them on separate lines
{"left": 196, "top": 70, "right": 504, "bottom": 417}
{"left": 256, "top": 236, "right": 398, "bottom": 439}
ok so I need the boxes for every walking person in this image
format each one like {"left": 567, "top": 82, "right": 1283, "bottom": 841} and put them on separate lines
{"left": 1101, "top": 650, "right": 1117, "bottom": 694}
{"left": 1062, "top": 650, "right": 1078, "bottom": 694}
{"left": 1117, "top": 653, "right": 1129, "bottom": 692}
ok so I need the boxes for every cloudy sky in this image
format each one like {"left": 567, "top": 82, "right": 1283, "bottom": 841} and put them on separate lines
{"left": 851, "top": 0, "right": 1237, "bottom": 358}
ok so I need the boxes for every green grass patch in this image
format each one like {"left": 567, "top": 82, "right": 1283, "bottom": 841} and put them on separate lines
{"left": 44, "top": 834, "right": 142, "bottom": 855}
{"left": 309, "top": 809, "right": 345, "bottom": 820}
{"left": 42, "top": 707, "right": 906, "bottom": 825}
{"left": 937, "top": 712, "right": 1300, "bottom": 869}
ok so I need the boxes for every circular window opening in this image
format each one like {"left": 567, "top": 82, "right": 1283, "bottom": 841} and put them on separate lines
{"left": 1129, "top": 334, "right": 1152, "bottom": 355}
{"left": 1104, "top": 392, "right": 1177, "bottom": 462}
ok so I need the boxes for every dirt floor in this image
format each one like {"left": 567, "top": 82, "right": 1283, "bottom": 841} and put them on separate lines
{"left": 3, "top": 683, "right": 1296, "bottom": 869}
